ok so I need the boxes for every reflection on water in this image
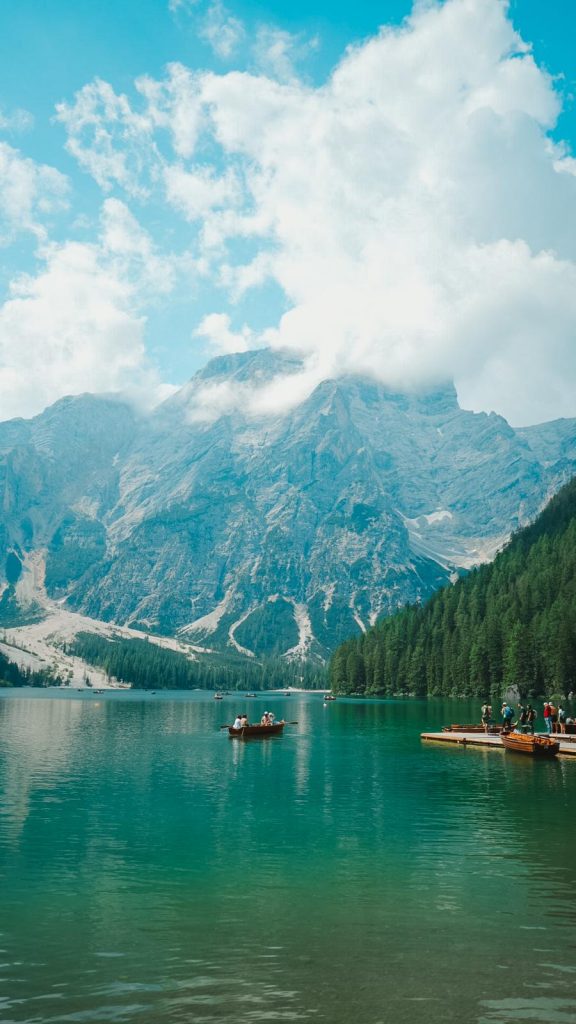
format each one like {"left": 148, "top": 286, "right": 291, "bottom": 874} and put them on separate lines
{"left": 0, "top": 690, "right": 575, "bottom": 1023}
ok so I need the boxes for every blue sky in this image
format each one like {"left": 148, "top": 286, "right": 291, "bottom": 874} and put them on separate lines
{"left": 0, "top": 0, "right": 575, "bottom": 425}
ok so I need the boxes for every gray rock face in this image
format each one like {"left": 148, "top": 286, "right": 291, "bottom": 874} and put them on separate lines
{"left": 1, "top": 351, "right": 575, "bottom": 660}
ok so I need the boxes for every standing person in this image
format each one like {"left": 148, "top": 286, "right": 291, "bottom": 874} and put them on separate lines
{"left": 501, "top": 703, "right": 514, "bottom": 732}
{"left": 526, "top": 705, "right": 537, "bottom": 734}
{"left": 481, "top": 702, "right": 491, "bottom": 732}
{"left": 549, "top": 701, "right": 558, "bottom": 734}
{"left": 543, "top": 702, "right": 552, "bottom": 733}
{"left": 518, "top": 703, "right": 528, "bottom": 729}
{"left": 558, "top": 706, "right": 567, "bottom": 734}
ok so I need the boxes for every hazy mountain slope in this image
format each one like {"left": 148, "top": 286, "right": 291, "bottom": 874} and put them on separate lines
{"left": 1, "top": 350, "right": 575, "bottom": 661}
{"left": 329, "top": 473, "right": 576, "bottom": 698}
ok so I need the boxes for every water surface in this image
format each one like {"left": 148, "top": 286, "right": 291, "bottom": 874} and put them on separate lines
{"left": 1, "top": 690, "right": 575, "bottom": 1023}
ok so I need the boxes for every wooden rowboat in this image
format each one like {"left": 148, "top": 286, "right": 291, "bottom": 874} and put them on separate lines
{"left": 442, "top": 724, "right": 503, "bottom": 734}
{"left": 501, "top": 732, "right": 560, "bottom": 758}
{"left": 228, "top": 722, "right": 285, "bottom": 738}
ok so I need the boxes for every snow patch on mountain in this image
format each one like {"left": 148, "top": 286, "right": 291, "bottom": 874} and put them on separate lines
{"left": 323, "top": 584, "right": 336, "bottom": 613}
{"left": 228, "top": 610, "right": 256, "bottom": 658}
{"left": 284, "top": 601, "right": 313, "bottom": 660}
{"left": 349, "top": 592, "right": 367, "bottom": 634}
{"left": 179, "top": 586, "right": 236, "bottom": 637}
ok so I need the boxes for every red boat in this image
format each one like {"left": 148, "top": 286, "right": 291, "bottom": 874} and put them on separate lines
{"left": 501, "top": 732, "right": 560, "bottom": 758}
{"left": 228, "top": 721, "right": 285, "bottom": 738}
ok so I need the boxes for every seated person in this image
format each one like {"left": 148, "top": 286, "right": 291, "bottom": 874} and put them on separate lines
{"left": 232, "top": 714, "right": 243, "bottom": 730}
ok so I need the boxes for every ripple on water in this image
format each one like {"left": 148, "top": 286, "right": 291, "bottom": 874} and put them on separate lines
{"left": 0, "top": 693, "right": 575, "bottom": 1024}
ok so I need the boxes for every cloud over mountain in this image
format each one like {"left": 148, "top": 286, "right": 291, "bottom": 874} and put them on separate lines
{"left": 1, "top": 0, "right": 576, "bottom": 424}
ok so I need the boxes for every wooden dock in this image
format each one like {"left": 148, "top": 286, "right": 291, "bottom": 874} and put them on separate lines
{"left": 421, "top": 731, "right": 576, "bottom": 757}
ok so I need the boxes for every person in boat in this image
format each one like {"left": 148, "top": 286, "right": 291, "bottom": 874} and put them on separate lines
{"left": 240, "top": 713, "right": 249, "bottom": 728}
{"left": 233, "top": 714, "right": 243, "bottom": 730}
{"left": 526, "top": 705, "right": 537, "bottom": 734}
{"left": 261, "top": 711, "right": 271, "bottom": 726}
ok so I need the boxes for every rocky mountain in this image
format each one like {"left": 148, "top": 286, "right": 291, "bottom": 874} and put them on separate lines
{"left": 1, "top": 349, "right": 575, "bottom": 662}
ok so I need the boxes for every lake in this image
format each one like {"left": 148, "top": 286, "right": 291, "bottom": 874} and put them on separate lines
{"left": 1, "top": 689, "right": 575, "bottom": 1024}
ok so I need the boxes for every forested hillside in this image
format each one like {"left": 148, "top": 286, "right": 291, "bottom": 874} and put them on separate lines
{"left": 0, "top": 647, "right": 65, "bottom": 688}
{"left": 69, "top": 633, "right": 325, "bottom": 691}
{"left": 329, "top": 476, "right": 576, "bottom": 700}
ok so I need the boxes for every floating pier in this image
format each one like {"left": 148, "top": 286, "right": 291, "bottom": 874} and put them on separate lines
{"left": 421, "top": 731, "right": 576, "bottom": 757}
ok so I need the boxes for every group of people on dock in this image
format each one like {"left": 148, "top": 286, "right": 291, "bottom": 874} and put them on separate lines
{"left": 481, "top": 701, "right": 574, "bottom": 735}
{"left": 543, "top": 701, "right": 573, "bottom": 734}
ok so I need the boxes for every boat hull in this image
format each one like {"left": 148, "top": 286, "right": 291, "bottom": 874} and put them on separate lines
{"left": 228, "top": 723, "right": 285, "bottom": 738}
{"left": 501, "top": 733, "right": 560, "bottom": 757}
{"left": 443, "top": 724, "right": 503, "bottom": 734}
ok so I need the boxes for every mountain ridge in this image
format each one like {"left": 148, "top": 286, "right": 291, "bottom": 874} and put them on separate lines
{"left": 328, "top": 473, "right": 576, "bottom": 699}
{"left": 1, "top": 349, "right": 575, "bottom": 663}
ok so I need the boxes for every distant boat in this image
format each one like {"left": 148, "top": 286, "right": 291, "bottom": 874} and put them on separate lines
{"left": 228, "top": 721, "right": 285, "bottom": 738}
{"left": 324, "top": 694, "right": 336, "bottom": 701}
{"left": 214, "top": 693, "right": 224, "bottom": 700}
{"left": 245, "top": 693, "right": 256, "bottom": 697}
{"left": 501, "top": 732, "right": 560, "bottom": 758}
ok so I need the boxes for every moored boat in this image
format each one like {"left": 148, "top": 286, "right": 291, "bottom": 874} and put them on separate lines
{"left": 442, "top": 724, "right": 503, "bottom": 734}
{"left": 228, "top": 721, "right": 285, "bottom": 738}
{"left": 501, "top": 732, "right": 560, "bottom": 757}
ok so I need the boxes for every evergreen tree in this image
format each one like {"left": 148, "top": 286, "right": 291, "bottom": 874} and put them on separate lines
{"left": 329, "top": 474, "right": 576, "bottom": 699}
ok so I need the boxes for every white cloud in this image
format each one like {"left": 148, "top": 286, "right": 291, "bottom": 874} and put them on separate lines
{"left": 56, "top": 0, "right": 576, "bottom": 426}
{"left": 56, "top": 79, "right": 160, "bottom": 197}
{"left": 135, "top": 64, "right": 204, "bottom": 159}
{"left": 252, "top": 26, "right": 319, "bottom": 83}
{"left": 0, "top": 106, "right": 34, "bottom": 133}
{"left": 164, "top": 164, "right": 239, "bottom": 220}
{"left": 199, "top": 1, "right": 245, "bottom": 59}
{"left": 0, "top": 142, "right": 69, "bottom": 244}
{"left": 194, "top": 312, "right": 253, "bottom": 354}
{"left": 0, "top": 202, "right": 175, "bottom": 420}
{"left": 186, "top": 360, "right": 324, "bottom": 422}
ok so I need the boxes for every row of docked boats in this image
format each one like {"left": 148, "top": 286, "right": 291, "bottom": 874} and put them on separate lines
{"left": 442, "top": 722, "right": 561, "bottom": 756}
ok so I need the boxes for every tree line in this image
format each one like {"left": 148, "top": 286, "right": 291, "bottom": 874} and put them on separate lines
{"left": 0, "top": 647, "right": 66, "bottom": 688}
{"left": 329, "top": 474, "right": 576, "bottom": 700}
{"left": 69, "top": 632, "right": 326, "bottom": 691}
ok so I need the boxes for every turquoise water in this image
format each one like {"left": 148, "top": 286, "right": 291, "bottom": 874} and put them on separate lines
{"left": 0, "top": 690, "right": 575, "bottom": 1024}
